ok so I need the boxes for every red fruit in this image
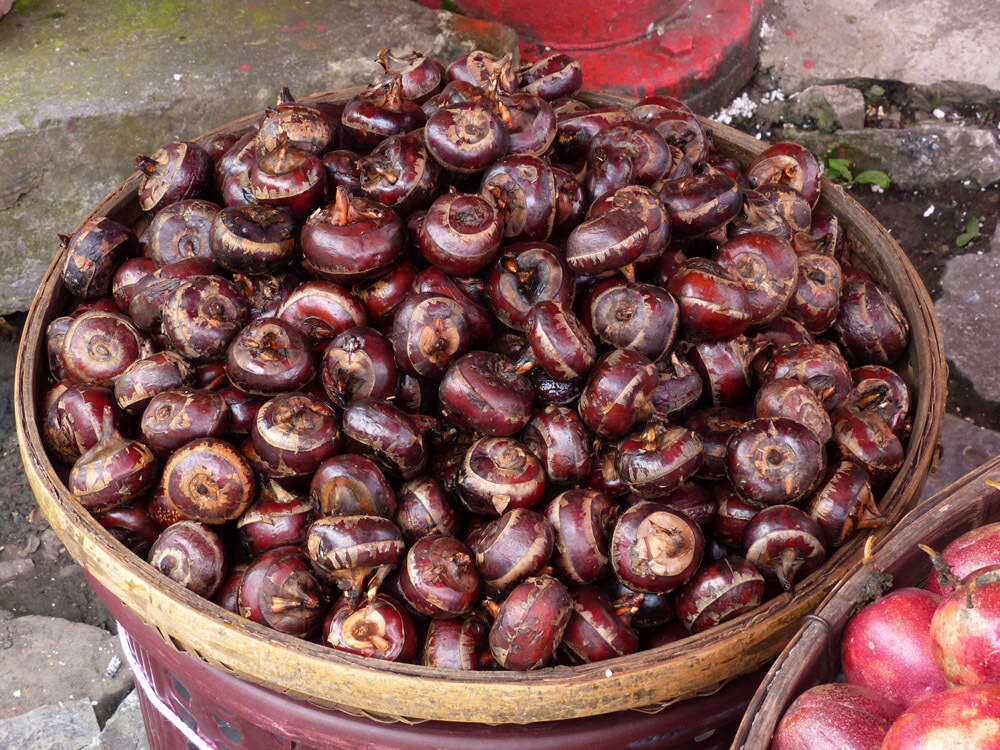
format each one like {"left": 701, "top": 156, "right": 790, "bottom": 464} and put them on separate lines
{"left": 773, "top": 683, "right": 900, "bottom": 750}
{"left": 881, "top": 685, "right": 1000, "bottom": 750}
{"left": 927, "top": 522, "right": 1000, "bottom": 595}
{"left": 930, "top": 569, "right": 1000, "bottom": 685}
{"left": 842, "top": 588, "right": 948, "bottom": 709}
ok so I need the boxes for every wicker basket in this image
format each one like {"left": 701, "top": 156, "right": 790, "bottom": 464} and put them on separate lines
{"left": 14, "top": 87, "right": 947, "bottom": 725}
{"left": 731, "top": 455, "right": 1000, "bottom": 749}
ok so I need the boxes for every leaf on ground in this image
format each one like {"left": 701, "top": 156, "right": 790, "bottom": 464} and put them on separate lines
{"left": 854, "top": 170, "right": 891, "bottom": 189}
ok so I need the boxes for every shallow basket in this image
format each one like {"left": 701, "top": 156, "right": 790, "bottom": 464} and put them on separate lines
{"left": 731, "top": 455, "right": 1000, "bottom": 749}
{"left": 14, "top": 87, "right": 946, "bottom": 725}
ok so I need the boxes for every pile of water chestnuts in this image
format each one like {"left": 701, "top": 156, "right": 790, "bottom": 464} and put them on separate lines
{"left": 42, "top": 46, "right": 913, "bottom": 671}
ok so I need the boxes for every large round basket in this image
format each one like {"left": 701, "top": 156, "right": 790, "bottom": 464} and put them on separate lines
{"left": 731, "top": 455, "right": 1000, "bottom": 749}
{"left": 14, "top": 87, "right": 946, "bottom": 725}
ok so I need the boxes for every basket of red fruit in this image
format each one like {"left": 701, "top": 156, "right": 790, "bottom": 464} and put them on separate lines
{"left": 733, "top": 456, "right": 1000, "bottom": 749}
{"left": 15, "top": 46, "right": 944, "bottom": 741}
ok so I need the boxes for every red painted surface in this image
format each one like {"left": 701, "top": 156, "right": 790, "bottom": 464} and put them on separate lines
{"left": 88, "top": 573, "right": 762, "bottom": 749}
{"left": 418, "top": 0, "right": 764, "bottom": 113}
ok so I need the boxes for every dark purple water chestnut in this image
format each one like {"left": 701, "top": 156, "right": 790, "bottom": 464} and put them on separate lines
{"left": 231, "top": 271, "right": 299, "bottom": 321}
{"left": 398, "top": 535, "right": 481, "bottom": 617}
{"left": 755, "top": 377, "right": 831, "bottom": 443}
{"left": 489, "top": 574, "right": 572, "bottom": 670}
{"left": 589, "top": 185, "right": 671, "bottom": 269}
{"left": 216, "top": 130, "right": 257, "bottom": 189}
{"left": 358, "top": 132, "right": 438, "bottom": 214}
{"left": 457, "top": 436, "right": 545, "bottom": 516}
{"left": 480, "top": 155, "right": 556, "bottom": 242}
{"left": 127, "top": 257, "right": 220, "bottom": 333}
{"left": 590, "top": 122, "right": 672, "bottom": 185}
{"left": 61, "top": 311, "right": 145, "bottom": 387}
{"left": 686, "top": 337, "right": 753, "bottom": 407}
{"left": 578, "top": 349, "right": 657, "bottom": 437}
{"left": 136, "top": 141, "right": 211, "bottom": 213}
{"left": 656, "top": 247, "right": 688, "bottom": 288}
{"left": 161, "top": 275, "right": 248, "bottom": 363}
{"left": 375, "top": 48, "right": 444, "bottom": 102}
{"left": 277, "top": 280, "right": 369, "bottom": 348}
{"left": 148, "top": 521, "right": 227, "bottom": 598}
{"left": 212, "top": 561, "right": 249, "bottom": 614}
{"left": 585, "top": 143, "right": 634, "bottom": 204}
{"left": 657, "top": 166, "right": 742, "bottom": 238}
{"left": 675, "top": 556, "right": 765, "bottom": 633}
{"left": 112, "top": 258, "right": 156, "bottom": 317}
{"left": 531, "top": 370, "right": 583, "bottom": 407}
{"left": 517, "top": 53, "right": 582, "bottom": 100}
{"left": 161, "top": 437, "right": 255, "bottom": 523}
{"left": 97, "top": 502, "right": 160, "bottom": 558}
{"left": 359, "top": 261, "right": 419, "bottom": 326}
{"left": 544, "top": 489, "right": 617, "bottom": 584}
{"left": 631, "top": 98, "right": 707, "bottom": 171}
{"left": 42, "top": 383, "right": 124, "bottom": 463}
{"left": 425, "top": 101, "right": 509, "bottom": 173}
{"left": 750, "top": 183, "right": 813, "bottom": 235}
{"left": 763, "top": 342, "right": 852, "bottom": 409}
{"left": 786, "top": 252, "right": 843, "bottom": 334}
{"left": 390, "top": 293, "right": 473, "bottom": 379}
{"left": 566, "top": 204, "right": 648, "bottom": 280}
{"left": 217, "top": 385, "right": 265, "bottom": 434}
{"left": 140, "top": 388, "right": 230, "bottom": 455}
{"left": 417, "top": 192, "right": 503, "bottom": 275}
{"left": 256, "top": 87, "right": 337, "bottom": 156}
{"left": 656, "top": 480, "right": 715, "bottom": 528}
{"left": 754, "top": 316, "right": 815, "bottom": 352}
{"left": 806, "top": 460, "right": 882, "bottom": 548}
{"left": 208, "top": 204, "right": 297, "bottom": 274}
{"left": 395, "top": 476, "right": 460, "bottom": 543}
{"left": 651, "top": 352, "right": 703, "bottom": 419}
{"left": 307, "top": 515, "right": 405, "bottom": 605}
{"left": 588, "top": 444, "right": 629, "bottom": 499}
{"left": 746, "top": 142, "right": 822, "bottom": 208}
{"left": 323, "top": 594, "right": 416, "bottom": 662}
{"left": 714, "top": 233, "right": 798, "bottom": 327}
{"left": 554, "top": 106, "right": 628, "bottom": 161}
{"left": 447, "top": 50, "right": 517, "bottom": 91}
{"left": 521, "top": 406, "right": 591, "bottom": 485}
{"left": 585, "top": 280, "right": 678, "bottom": 361}
{"left": 422, "top": 614, "right": 489, "bottom": 670}
{"left": 413, "top": 267, "right": 493, "bottom": 342}
{"left": 611, "top": 501, "right": 705, "bottom": 593}
{"left": 712, "top": 483, "right": 759, "bottom": 548}
{"left": 607, "top": 578, "right": 675, "bottom": 631}
{"left": 684, "top": 406, "right": 750, "bottom": 480}
{"left": 520, "top": 300, "right": 597, "bottom": 382}
{"left": 830, "top": 406, "right": 904, "bottom": 486}
{"left": 832, "top": 278, "right": 910, "bottom": 365}
{"left": 484, "top": 242, "right": 574, "bottom": 331}
{"left": 438, "top": 351, "right": 533, "bottom": 436}
{"left": 562, "top": 586, "right": 639, "bottom": 664}
{"left": 309, "top": 454, "right": 395, "bottom": 518}
{"left": 341, "top": 75, "right": 426, "bottom": 149}
{"left": 237, "top": 480, "right": 316, "bottom": 555}
{"left": 799, "top": 209, "right": 847, "bottom": 258}
{"left": 143, "top": 200, "right": 220, "bottom": 267}
{"left": 226, "top": 318, "right": 315, "bottom": 394}
{"left": 550, "top": 164, "right": 587, "bottom": 237}
{"left": 500, "top": 92, "right": 557, "bottom": 156}
{"left": 205, "top": 130, "right": 241, "bottom": 168}
{"left": 236, "top": 545, "right": 327, "bottom": 637}
{"left": 741, "top": 505, "right": 827, "bottom": 590}
{"left": 301, "top": 187, "right": 405, "bottom": 284}
{"left": 322, "top": 149, "right": 363, "bottom": 194}
{"left": 321, "top": 326, "right": 397, "bottom": 407}
{"left": 68, "top": 431, "right": 158, "bottom": 513}
{"left": 252, "top": 393, "right": 339, "bottom": 477}
{"left": 849, "top": 364, "right": 913, "bottom": 437}
{"left": 616, "top": 423, "right": 703, "bottom": 498}
{"left": 667, "top": 257, "right": 751, "bottom": 341}
{"left": 726, "top": 417, "right": 825, "bottom": 506}
{"left": 341, "top": 400, "right": 427, "bottom": 479}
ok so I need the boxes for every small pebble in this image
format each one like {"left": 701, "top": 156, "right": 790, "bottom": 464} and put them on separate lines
{"left": 923, "top": 205, "right": 935, "bottom": 217}
{"left": 933, "top": 108, "right": 945, "bottom": 119}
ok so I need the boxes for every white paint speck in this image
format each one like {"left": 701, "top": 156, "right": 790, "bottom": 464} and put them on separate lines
{"left": 173, "top": 74, "right": 183, "bottom": 82}
{"left": 933, "top": 108, "right": 946, "bottom": 119}
{"left": 870, "top": 184, "right": 885, "bottom": 193}
{"left": 923, "top": 205, "right": 936, "bottom": 217}
{"left": 12, "top": 690, "right": 20, "bottom": 697}
{"left": 604, "top": 668, "right": 613, "bottom": 678}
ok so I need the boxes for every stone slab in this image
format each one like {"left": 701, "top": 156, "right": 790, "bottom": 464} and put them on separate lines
{"left": 0, "top": 699, "right": 100, "bottom": 750}
{"left": 781, "top": 123, "right": 1000, "bottom": 190}
{"left": 920, "top": 414, "right": 1000, "bottom": 502}
{"left": 760, "top": 0, "right": 1000, "bottom": 97}
{"left": 0, "top": 615, "right": 133, "bottom": 724}
{"left": 87, "top": 690, "right": 149, "bottom": 750}
{"left": 0, "top": 0, "right": 517, "bottom": 314}
{"left": 935, "top": 223, "right": 1000, "bottom": 402}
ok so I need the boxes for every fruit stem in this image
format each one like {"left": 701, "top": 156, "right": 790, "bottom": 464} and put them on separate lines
{"left": 917, "top": 543, "right": 959, "bottom": 590}
{"left": 774, "top": 547, "right": 800, "bottom": 591}
{"left": 135, "top": 155, "right": 159, "bottom": 176}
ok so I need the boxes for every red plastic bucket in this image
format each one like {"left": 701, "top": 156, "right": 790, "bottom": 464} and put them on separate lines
{"left": 87, "top": 574, "right": 762, "bottom": 749}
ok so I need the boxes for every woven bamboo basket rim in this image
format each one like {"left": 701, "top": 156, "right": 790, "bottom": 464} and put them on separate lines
{"left": 731, "top": 455, "right": 1000, "bottom": 749}
{"left": 14, "top": 86, "right": 947, "bottom": 725}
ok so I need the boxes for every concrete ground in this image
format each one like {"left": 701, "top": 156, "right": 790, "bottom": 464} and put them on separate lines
{"left": 0, "top": 0, "right": 999, "bottom": 746}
